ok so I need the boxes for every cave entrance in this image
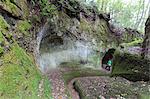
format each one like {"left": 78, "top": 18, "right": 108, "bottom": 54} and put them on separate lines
{"left": 101, "top": 48, "right": 116, "bottom": 71}
{"left": 40, "top": 35, "right": 64, "bottom": 54}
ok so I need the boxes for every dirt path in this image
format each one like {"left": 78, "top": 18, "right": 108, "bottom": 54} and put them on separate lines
{"left": 46, "top": 67, "right": 110, "bottom": 99}
{"left": 45, "top": 65, "right": 149, "bottom": 99}
{"left": 68, "top": 78, "right": 80, "bottom": 99}
{"left": 47, "top": 69, "right": 68, "bottom": 99}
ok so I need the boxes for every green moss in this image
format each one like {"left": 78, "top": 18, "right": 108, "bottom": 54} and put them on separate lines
{"left": 0, "top": 32, "right": 4, "bottom": 44}
{"left": 0, "top": 44, "right": 52, "bottom": 98}
{"left": 111, "top": 50, "right": 149, "bottom": 82}
{"left": 63, "top": 68, "right": 108, "bottom": 84}
{"left": 79, "top": 18, "right": 111, "bottom": 46}
{"left": 111, "top": 51, "right": 135, "bottom": 75}
{"left": 0, "top": 46, "right": 4, "bottom": 55}
{"left": 80, "top": 18, "right": 93, "bottom": 34}
{"left": 120, "top": 39, "right": 143, "bottom": 47}
{"left": 17, "top": 20, "right": 31, "bottom": 36}
{"left": 0, "top": 0, "right": 22, "bottom": 17}
{"left": 0, "top": 15, "right": 10, "bottom": 32}
{"left": 15, "top": 0, "right": 29, "bottom": 18}
{"left": 0, "top": 15, "right": 10, "bottom": 56}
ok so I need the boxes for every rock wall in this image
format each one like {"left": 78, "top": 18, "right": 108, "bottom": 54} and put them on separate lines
{"left": 0, "top": 0, "right": 29, "bottom": 19}
{"left": 0, "top": 0, "right": 33, "bottom": 53}
{"left": 0, "top": 1, "right": 52, "bottom": 98}
{"left": 36, "top": 0, "right": 119, "bottom": 71}
{"left": 34, "top": 0, "right": 143, "bottom": 71}
{"left": 0, "top": 0, "right": 144, "bottom": 72}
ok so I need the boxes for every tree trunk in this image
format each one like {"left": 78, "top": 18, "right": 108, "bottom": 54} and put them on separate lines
{"left": 139, "top": 1, "right": 150, "bottom": 29}
{"left": 135, "top": 0, "right": 145, "bottom": 29}
{"left": 111, "top": 50, "right": 150, "bottom": 82}
{"left": 142, "top": 16, "right": 150, "bottom": 59}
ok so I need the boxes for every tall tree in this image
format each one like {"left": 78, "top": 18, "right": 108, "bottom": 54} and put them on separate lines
{"left": 135, "top": 0, "right": 145, "bottom": 29}
{"left": 95, "top": 0, "right": 149, "bottom": 32}
{"left": 139, "top": 0, "right": 150, "bottom": 30}
{"left": 142, "top": 16, "right": 150, "bottom": 59}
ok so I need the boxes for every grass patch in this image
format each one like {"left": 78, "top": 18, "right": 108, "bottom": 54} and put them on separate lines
{"left": 43, "top": 77, "right": 53, "bottom": 99}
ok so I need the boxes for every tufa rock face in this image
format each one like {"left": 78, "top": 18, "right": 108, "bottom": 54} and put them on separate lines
{"left": 35, "top": 0, "right": 117, "bottom": 71}
{"left": 109, "top": 24, "right": 143, "bottom": 46}
{"left": 0, "top": 0, "right": 31, "bottom": 55}
{"left": 37, "top": 0, "right": 116, "bottom": 50}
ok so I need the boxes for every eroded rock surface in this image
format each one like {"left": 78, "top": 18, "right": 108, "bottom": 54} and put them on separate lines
{"left": 74, "top": 77, "right": 149, "bottom": 99}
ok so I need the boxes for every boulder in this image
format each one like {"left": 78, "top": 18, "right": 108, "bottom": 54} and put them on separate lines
{"left": 111, "top": 50, "right": 150, "bottom": 81}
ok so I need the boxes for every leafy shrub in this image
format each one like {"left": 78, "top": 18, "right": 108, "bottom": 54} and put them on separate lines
{"left": 40, "top": 0, "right": 57, "bottom": 17}
{"left": 31, "top": 0, "right": 57, "bottom": 18}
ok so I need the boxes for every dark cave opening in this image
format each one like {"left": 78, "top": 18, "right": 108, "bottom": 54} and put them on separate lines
{"left": 101, "top": 48, "right": 116, "bottom": 71}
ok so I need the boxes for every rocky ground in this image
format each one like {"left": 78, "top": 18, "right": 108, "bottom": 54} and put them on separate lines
{"left": 45, "top": 64, "right": 149, "bottom": 99}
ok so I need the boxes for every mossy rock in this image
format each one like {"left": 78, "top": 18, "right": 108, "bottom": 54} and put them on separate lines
{"left": 73, "top": 77, "right": 149, "bottom": 99}
{"left": 120, "top": 39, "right": 143, "bottom": 47}
{"left": 0, "top": 0, "right": 23, "bottom": 18}
{"left": 111, "top": 50, "right": 150, "bottom": 81}
{"left": 13, "top": 0, "right": 29, "bottom": 18}
{"left": 0, "top": 15, "right": 10, "bottom": 32}
{"left": 16, "top": 20, "right": 31, "bottom": 36}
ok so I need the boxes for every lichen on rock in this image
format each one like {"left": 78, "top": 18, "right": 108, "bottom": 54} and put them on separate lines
{"left": 0, "top": 0, "right": 29, "bottom": 19}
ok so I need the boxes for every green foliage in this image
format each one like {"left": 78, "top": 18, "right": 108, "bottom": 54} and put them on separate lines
{"left": 39, "top": 0, "right": 57, "bottom": 17}
{"left": 95, "top": 0, "right": 149, "bottom": 32}
{"left": 31, "top": 0, "right": 57, "bottom": 18}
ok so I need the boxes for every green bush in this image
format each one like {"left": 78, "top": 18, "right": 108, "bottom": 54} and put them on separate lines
{"left": 40, "top": 0, "right": 57, "bottom": 17}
